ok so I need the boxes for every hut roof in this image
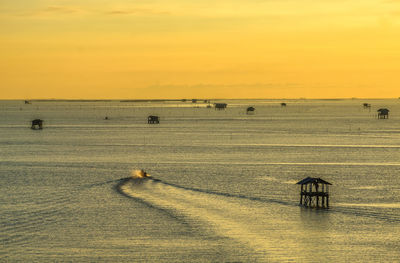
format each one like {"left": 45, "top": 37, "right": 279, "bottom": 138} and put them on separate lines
{"left": 296, "top": 177, "right": 332, "bottom": 185}
{"left": 377, "top": 108, "right": 389, "bottom": 112}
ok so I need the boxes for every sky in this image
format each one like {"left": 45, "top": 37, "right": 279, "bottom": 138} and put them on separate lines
{"left": 1, "top": 0, "right": 399, "bottom": 99}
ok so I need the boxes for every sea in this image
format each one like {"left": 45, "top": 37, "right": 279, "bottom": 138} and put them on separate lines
{"left": 1, "top": 99, "right": 400, "bottom": 262}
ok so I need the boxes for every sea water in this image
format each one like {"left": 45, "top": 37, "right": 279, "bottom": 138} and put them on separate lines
{"left": 1, "top": 99, "right": 400, "bottom": 262}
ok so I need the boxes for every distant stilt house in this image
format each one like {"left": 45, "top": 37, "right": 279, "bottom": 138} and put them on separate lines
{"left": 148, "top": 115, "right": 160, "bottom": 124}
{"left": 377, "top": 108, "right": 389, "bottom": 119}
{"left": 24, "top": 100, "right": 31, "bottom": 104}
{"left": 281, "top": 103, "right": 287, "bottom": 107}
{"left": 246, "top": 106, "right": 255, "bottom": 115}
{"left": 296, "top": 177, "right": 331, "bottom": 208}
{"left": 214, "top": 103, "right": 227, "bottom": 110}
{"left": 363, "top": 103, "right": 371, "bottom": 109}
{"left": 31, "top": 119, "right": 43, "bottom": 130}
{"left": 192, "top": 99, "right": 197, "bottom": 103}
{"left": 181, "top": 99, "right": 187, "bottom": 102}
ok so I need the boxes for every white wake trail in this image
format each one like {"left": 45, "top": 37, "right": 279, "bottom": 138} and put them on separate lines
{"left": 119, "top": 178, "right": 306, "bottom": 261}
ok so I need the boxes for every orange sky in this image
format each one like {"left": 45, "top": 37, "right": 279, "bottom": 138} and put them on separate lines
{"left": 1, "top": 0, "right": 399, "bottom": 99}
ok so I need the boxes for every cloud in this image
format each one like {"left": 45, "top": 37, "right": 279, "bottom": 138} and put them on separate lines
{"left": 1, "top": 5, "right": 170, "bottom": 19}
{"left": 105, "top": 8, "right": 169, "bottom": 16}
{"left": 42, "top": 6, "right": 81, "bottom": 14}
{"left": 142, "top": 83, "right": 304, "bottom": 98}
{"left": 11, "top": 5, "right": 83, "bottom": 17}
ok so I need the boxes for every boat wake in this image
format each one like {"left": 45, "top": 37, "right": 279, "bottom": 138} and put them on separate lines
{"left": 115, "top": 176, "right": 305, "bottom": 261}
{"left": 114, "top": 174, "right": 400, "bottom": 261}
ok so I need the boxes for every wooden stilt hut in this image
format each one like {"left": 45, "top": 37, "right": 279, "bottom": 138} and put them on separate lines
{"left": 296, "top": 177, "right": 331, "bottom": 208}
{"left": 377, "top": 108, "right": 389, "bottom": 119}
{"left": 362, "top": 103, "right": 371, "bottom": 109}
{"left": 214, "top": 103, "right": 227, "bottom": 110}
{"left": 246, "top": 106, "right": 255, "bottom": 114}
{"left": 148, "top": 115, "right": 160, "bottom": 124}
{"left": 31, "top": 119, "right": 43, "bottom": 130}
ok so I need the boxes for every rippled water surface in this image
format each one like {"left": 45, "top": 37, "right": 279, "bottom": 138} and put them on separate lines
{"left": 1, "top": 99, "right": 400, "bottom": 262}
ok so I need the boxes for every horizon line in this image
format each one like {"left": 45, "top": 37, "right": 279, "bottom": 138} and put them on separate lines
{"left": 1, "top": 97, "right": 399, "bottom": 102}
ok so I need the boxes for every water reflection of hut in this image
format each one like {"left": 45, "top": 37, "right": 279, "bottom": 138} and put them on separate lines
{"left": 148, "top": 115, "right": 160, "bottom": 124}
{"left": 246, "top": 106, "right": 255, "bottom": 114}
{"left": 31, "top": 119, "right": 43, "bottom": 130}
{"left": 214, "top": 103, "right": 227, "bottom": 110}
{"left": 296, "top": 177, "right": 331, "bottom": 208}
{"left": 281, "top": 103, "right": 287, "bottom": 107}
{"left": 377, "top": 108, "right": 389, "bottom": 119}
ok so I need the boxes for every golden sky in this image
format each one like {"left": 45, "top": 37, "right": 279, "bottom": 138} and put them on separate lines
{"left": 1, "top": 0, "right": 399, "bottom": 99}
